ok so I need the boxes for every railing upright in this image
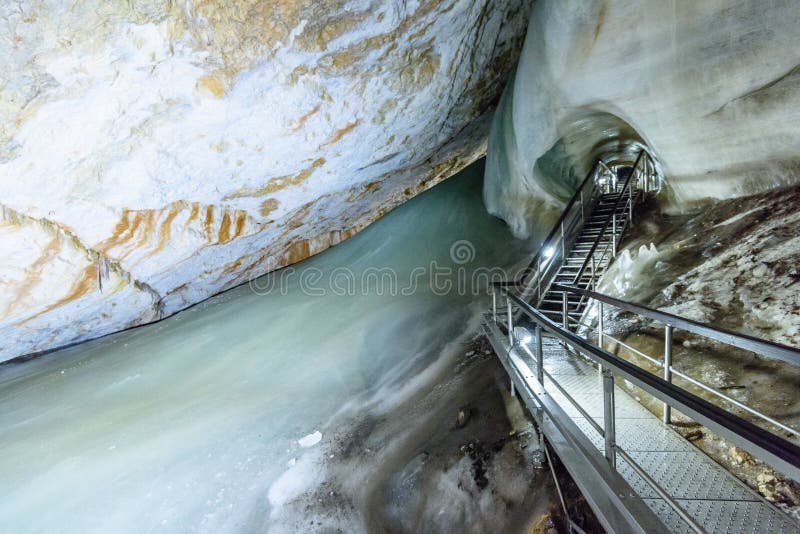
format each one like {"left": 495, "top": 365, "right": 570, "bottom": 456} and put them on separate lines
{"left": 517, "top": 158, "right": 607, "bottom": 300}
{"left": 603, "top": 369, "right": 617, "bottom": 467}
{"left": 663, "top": 325, "right": 673, "bottom": 424}
{"left": 536, "top": 323, "right": 544, "bottom": 384}
{"left": 507, "top": 298, "right": 514, "bottom": 345}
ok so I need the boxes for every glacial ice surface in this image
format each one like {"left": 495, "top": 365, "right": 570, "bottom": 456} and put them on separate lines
{"left": 0, "top": 162, "right": 534, "bottom": 532}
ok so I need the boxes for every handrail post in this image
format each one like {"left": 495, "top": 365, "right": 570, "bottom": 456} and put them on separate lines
{"left": 560, "top": 221, "right": 566, "bottom": 266}
{"left": 492, "top": 289, "right": 497, "bottom": 323}
{"left": 640, "top": 155, "right": 645, "bottom": 192}
{"left": 507, "top": 297, "right": 514, "bottom": 346}
{"left": 598, "top": 301, "right": 604, "bottom": 349}
{"left": 536, "top": 323, "right": 544, "bottom": 385}
{"left": 663, "top": 324, "right": 673, "bottom": 423}
{"left": 537, "top": 258, "right": 542, "bottom": 304}
{"left": 629, "top": 181, "right": 634, "bottom": 224}
{"left": 562, "top": 291, "right": 568, "bottom": 329}
{"left": 612, "top": 213, "right": 617, "bottom": 257}
{"left": 597, "top": 300, "right": 605, "bottom": 378}
{"left": 590, "top": 255, "right": 596, "bottom": 291}
{"left": 603, "top": 368, "right": 617, "bottom": 468}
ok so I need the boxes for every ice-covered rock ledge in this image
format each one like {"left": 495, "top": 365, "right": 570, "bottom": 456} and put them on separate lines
{"left": 0, "top": 0, "right": 531, "bottom": 361}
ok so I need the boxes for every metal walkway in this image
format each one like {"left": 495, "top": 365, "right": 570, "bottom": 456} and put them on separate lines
{"left": 485, "top": 152, "right": 800, "bottom": 533}
{"left": 483, "top": 323, "right": 799, "bottom": 533}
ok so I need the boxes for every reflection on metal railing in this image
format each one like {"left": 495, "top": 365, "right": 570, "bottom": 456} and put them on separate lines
{"left": 491, "top": 289, "right": 800, "bottom": 532}
{"left": 553, "top": 282, "right": 800, "bottom": 438}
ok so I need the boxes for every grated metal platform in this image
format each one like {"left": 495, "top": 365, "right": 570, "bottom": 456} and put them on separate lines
{"left": 485, "top": 153, "right": 800, "bottom": 532}
{"left": 513, "top": 334, "right": 799, "bottom": 533}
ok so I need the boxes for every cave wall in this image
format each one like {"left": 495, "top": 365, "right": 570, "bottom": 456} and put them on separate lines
{"left": 485, "top": 0, "right": 800, "bottom": 238}
{"left": 0, "top": 0, "right": 532, "bottom": 361}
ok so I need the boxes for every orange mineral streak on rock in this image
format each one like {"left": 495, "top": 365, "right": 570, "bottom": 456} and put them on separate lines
{"left": 94, "top": 209, "right": 131, "bottom": 254}
{"left": 135, "top": 211, "right": 156, "bottom": 249}
{"left": 185, "top": 202, "right": 200, "bottom": 227}
{"left": 197, "top": 75, "right": 226, "bottom": 97}
{"left": 20, "top": 263, "right": 99, "bottom": 325}
{"left": 290, "top": 104, "right": 321, "bottom": 132}
{"left": 3, "top": 237, "right": 62, "bottom": 317}
{"left": 218, "top": 211, "right": 232, "bottom": 243}
{"left": 234, "top": 211, "right": 248, "bottom": 237}
{"left": 155, "top": 203, "right": 181, "bottom": 254}
{"left": 260, "top": 198, "right": 280, "bottom": 217}
{"left": 203, "top": 205, "right": 215, "bottom": 240}
{"left": 283, "top": 239, "right": 311, "bottom": 265}
{"left": 224, "top": 157, "right": 327, "bottom": 199}
{"left": 95, "top": 202, "right": 257, "bottom": 260}
{"left": 324, "top": 120, "right": 358, "bottom": 146}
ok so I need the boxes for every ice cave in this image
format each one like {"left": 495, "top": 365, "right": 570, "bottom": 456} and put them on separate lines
{"left": 1, "top": 1, "right": 800, "bottom": 533}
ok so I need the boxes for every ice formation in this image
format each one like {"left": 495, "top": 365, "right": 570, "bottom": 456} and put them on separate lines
{"left": 485, "top": 0, "right": 800, "bottom": 238}
{"left": 0, "top": 164, "right": 536, "bottom": 532}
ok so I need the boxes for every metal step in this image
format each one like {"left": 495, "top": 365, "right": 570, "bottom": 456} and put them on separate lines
{"left": 540, "top": 296, "right": 583, "bottom": 306}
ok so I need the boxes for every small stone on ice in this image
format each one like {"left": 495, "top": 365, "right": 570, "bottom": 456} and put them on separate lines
{"left": 298, "top": 431, "right": 322, "bottom": 447}
{"left": 456, "top": 407, "right": 471, "bottom": 428}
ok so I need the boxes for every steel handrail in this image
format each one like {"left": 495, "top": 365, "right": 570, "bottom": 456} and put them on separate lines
{"left": 494, "top": 150, "right": 655, "bottom": 296}
{"left": 600, "top": 332, "right": 800, "bottom": 439}
{"left": 499, "top": 287, "right": 800, "bottom": 481}
{"left": 518, "top": 163, "right": 604, "bottom": 284}
{"left": 551, "top": 283, "right": 800, "bottom": 366}
{"left": 488, "top": 320, "right": 671, "bottom": 533}
{"left": 570, "top": 151, "right": 645, "bottom": 286}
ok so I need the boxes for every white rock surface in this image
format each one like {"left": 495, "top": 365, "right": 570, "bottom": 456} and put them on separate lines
{"left": 0, "top": 0, "right": 531, "bottom": 361}
{"left": 485, "top": 0, "right": 800, "bottom": 237}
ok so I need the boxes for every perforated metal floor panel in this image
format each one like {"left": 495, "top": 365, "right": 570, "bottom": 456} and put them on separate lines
{"left": 511, "top": 334, "right": 799, "bottom": 533}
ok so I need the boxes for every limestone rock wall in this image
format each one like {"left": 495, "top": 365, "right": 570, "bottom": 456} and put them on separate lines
{"left": 0, "top": 0, "right": 532, "bottom": 361}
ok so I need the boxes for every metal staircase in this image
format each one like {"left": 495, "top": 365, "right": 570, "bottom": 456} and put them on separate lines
{"left": 484, "top": 151, "right": 800, "bottom": 533}
{"left": 497, "top": 151, "right": 653, "bottom": 329}
{"left": 537, "top": 188, "right": 631, "bottom": 325}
